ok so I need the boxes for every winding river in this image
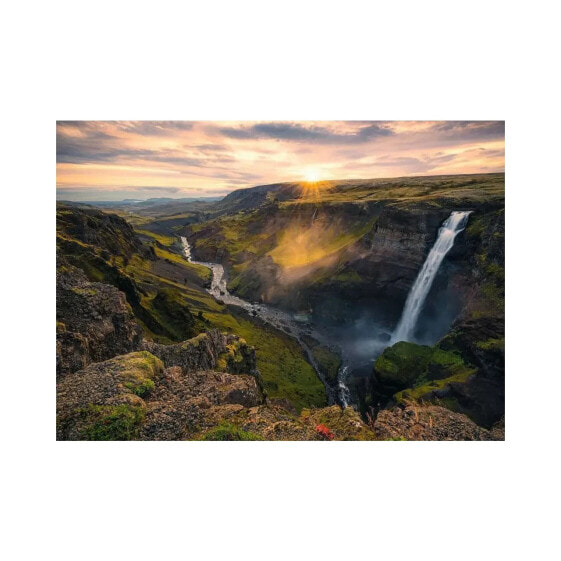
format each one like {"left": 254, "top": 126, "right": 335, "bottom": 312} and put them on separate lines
{"left": 181, "top": 236, "right": 345, "bottom": 405}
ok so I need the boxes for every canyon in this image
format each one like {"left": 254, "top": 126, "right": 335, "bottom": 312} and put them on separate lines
{"left": 56, "top": 172, "right": 505, "bottom": 439}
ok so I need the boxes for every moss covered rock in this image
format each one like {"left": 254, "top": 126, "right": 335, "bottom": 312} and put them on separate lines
{"left": 57, "top": 333, "right": 266, "bottom": 441}
{"left": 372, "top": 341, "right": 473, "bottom": 403}
{"left": 144, "top": 329, "right": 259, "bottom": 378}
{"left": 56, "top": 351, "right": 163, "bottom": 440}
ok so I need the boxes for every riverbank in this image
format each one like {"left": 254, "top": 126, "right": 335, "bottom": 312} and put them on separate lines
{"left": 180, "top": 235, "right": 342, "bottom": 404}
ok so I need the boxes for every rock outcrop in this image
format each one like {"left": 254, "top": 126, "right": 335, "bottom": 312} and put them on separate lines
{"left": 56, "top": 329, "right": 380, "bottom": 441}
{"left": 57, "top": 204, "right": 145, "bottom": 260}
{"left": 143, "top": 329, "right": 258, "bottom": 376}
{"left": 373, "top": 403, "right": 501, "bottom": 441}
{"left": 56, "top": 264, "right": 143, "bottom": 376}
{"left": 57, "top": 332, "right": 265, "bottom": 440}
{"left": 57, "top": 358, "right": 265, "bottom": 441}
{"left": 57, "top": 329, "right": 501, "bottom": 440}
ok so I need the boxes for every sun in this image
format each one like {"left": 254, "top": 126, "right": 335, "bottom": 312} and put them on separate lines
{"left": 303, "top": 169, "right": 320, "bottom": 183}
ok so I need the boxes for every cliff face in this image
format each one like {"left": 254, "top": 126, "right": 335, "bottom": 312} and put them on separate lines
{"left": 435, "top": 208, "right": 505, "bottom": 426}
{"left": 361, "top": 207, "right": 505, "bottom": 428}
{"left": 306, "top": 203, "right": 458, "bottom": 326}
{"left": 183, "top": 176, "right": 504, "bottom": 432}
{"left": 57, "top": 204, "right": 145, "bottom": 260}
{"left": 188, "top": 197, "right": 501, "bottom": 333}
{"left": 56, "top": 264, "right": 143, "bottom": 377}
{"left": 143, "top": 329, "right": 258, "bottom": 376}
{"left": 57, "top": 204, "right": 207, "bottom": 343}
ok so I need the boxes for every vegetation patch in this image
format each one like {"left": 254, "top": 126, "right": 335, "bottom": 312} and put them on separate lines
{"left": 135, "top": 229, "right": 176, "bottom": 247}
{"left": 476, "top": 337, "right": 505, "bottom": 351}
{"left": 311, "top": 346, "right": 342, "bottom": 385}
{"left": 205, "top": 311, "right": 327, "bottom": 412}
{"left": 105, "top": 351, "right": 163, "bottom": 398}
{"left": 394, "top": 367, "right": 476, "bottom": 403}
{"left": 374, "top": 341, "right": 475, "bottom": 404}
{"left": 124, "top": 378, "right": 155, "bottom": 397}
{"left": 199, "top": 421, "right": 264, "bottom": 441}
{"left": 301, "top": 405, "right": 374, "bottom": 441}
{"left": 79, "top": 404, "right": 145, "bottom": 441}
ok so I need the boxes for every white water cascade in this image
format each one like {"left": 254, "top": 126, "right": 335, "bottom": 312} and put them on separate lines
{"left": 391, "top": 211, "right": 472, "bottom": 344}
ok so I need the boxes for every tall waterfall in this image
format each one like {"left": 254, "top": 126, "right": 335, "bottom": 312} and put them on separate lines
{"left": 392, "top": 211, "right": 471, "bottom": 344}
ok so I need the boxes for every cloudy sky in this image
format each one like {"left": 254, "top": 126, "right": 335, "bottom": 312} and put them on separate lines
{"left": 56, "top": 121, "right": 505, "bottom": 201}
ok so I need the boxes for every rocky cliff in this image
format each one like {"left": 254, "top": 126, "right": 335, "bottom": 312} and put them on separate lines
{"left": 57, "top": 335, "right": 498, "bottom": 440}
{"left": 359, "top": 206, "right": 505, "bottom": 428}
{"left": 56, "top": 262, "right": 143, "bottom": 377}
{"left": 185, "top": 174, "right": 504, "bottom": 335}
{"left": 55, "top": 258, "right": 499, "bottom": 440}
{"left": 143, "top": 329, "right": 258, "bottom": 377}
{"left": 57, "top": 330, "right": 377, "bottom": 440}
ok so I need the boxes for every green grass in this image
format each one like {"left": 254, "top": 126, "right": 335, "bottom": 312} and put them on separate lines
{"left": 276, "top": 173, "right": 504, "bottom": 206}
{"left": 135, "top": 229, "right": 176, "bottom": 246}
{"left": 476, "top": 337, "right": 505, "bottom": 351}
{"left": 394, "top": 367, "right": 476, "bottom": 403}
{"left": 267, "top": 217, "right": 374, "bottom": 268}
{"left": 152, "top": 246, "right": 211, "bottom": 282}
{"left": 311, "top": 346, "right": 342, "bottom": 385}
{"left": 374, "top": 340, "right": 475, "bottom": 406}
{"left": 205, "top": 311, "right": 327, "bottom": 412}
{"left": 199, "top": 421, "right": 264, "bottom": 441}
{"left": 124, "top": 378, "right": 155, "bottom": 397}
{"left": 79, "top": 404, "right": 146, "bottom": 441}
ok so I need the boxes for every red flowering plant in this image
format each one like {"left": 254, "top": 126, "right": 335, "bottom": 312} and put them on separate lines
{"left": 315, "top": 424, "right": 334, "bottom": 440}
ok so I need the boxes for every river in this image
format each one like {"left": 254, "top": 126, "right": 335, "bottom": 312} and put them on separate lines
{"left": 180, "top": 236, "right": 349, "bottom": 405}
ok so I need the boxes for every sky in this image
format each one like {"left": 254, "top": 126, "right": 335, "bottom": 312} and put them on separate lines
{"left": 56, "top": 121, "right": 505, "bottom": 201}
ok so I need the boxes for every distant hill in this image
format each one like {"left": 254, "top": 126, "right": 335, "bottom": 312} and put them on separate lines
{"left": 210, "top": 172, "right": 505, "bottom": 216}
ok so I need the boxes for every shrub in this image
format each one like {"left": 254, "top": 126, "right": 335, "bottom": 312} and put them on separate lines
{"left": 315, "top": 424, "right": 334, "bottom": 440}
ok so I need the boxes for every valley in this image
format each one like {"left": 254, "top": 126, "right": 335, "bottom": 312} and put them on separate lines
{"left": 57, "top": 172, "right": 505, "bottom": 440}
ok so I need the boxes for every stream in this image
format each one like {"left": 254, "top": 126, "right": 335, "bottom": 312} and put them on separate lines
{"left": 180, "top": 236, "right": 348, "bottom": 405}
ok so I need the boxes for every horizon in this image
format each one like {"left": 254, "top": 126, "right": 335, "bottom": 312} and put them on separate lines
{"left": 57, "top": 171, "right": 506, "bottom": 203}
{"left": 56, "top": 121, "right": 505, "bottom": 201}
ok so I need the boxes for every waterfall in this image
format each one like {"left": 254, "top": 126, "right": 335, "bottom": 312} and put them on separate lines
{"left": 391, "top": 211, "right": 471, "bottom": 344}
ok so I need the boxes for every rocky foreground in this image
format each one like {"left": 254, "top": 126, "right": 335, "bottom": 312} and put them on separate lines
{"left": 56, "top": 264, "right": 502, "bottom": 440}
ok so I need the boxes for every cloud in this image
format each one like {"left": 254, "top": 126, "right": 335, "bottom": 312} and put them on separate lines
{"left": 216, "top": 121, "right": 394, "bottom": 144}
{"left": 339, "top": 152, "right": 461, "bottom": 175}
{"left": 132, "top": 186, "right": 182, "bottom": 193}
{"left": 112, "top": 121, "right": 195, "bottom": 135}
{"left": 57, "top": 142, "right": 205, "bottom": 166}
{"left": 428, "top": 121, "right": 505, "bottom": 141}
{"left": 193, "top": 144, "right": 229, "bottom": 152}
{"left": 56, "top": 120, "right": 504, "bottom": 200}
